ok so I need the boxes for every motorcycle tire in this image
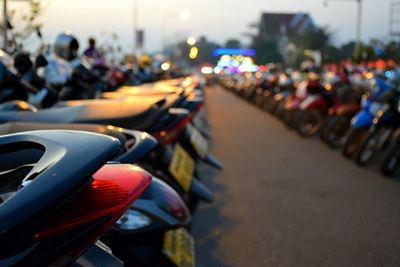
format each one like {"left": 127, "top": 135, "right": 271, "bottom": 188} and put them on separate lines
{"left": 355, "top": 127, "right": 382, "bottom": 166}
{"left": 341, "top": 128, "right": 367, "bottom": 159}
{"left": 324, "top": 115, "right": 352, "bottom": 149}
{"left": 274, "top": 100, "right": 286, "bottom": 118}
{"left": 262, "top": 96, "right": 276, "bottom": 113}
{"left": 296, "top": 109, "right": 324, "bottom": 138}
{"left": 283, "top": 109, "right": 294, "bottom": 128}
{"left": 356, "top": 127, "right": 393, "bottom": 166}
{"left": 380, "top": 140, "right": 400, "bottom": 177}
{"left": 254, "top": 92, "right": 264, "bottom": 107}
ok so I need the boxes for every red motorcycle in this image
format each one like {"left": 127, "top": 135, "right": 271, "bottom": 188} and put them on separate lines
{"left": 282, "top": 75, "right": 319, "bottom": 129}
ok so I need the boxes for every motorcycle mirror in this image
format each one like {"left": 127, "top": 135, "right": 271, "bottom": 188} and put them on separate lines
{"left": 35, "top": 25, "right": 43, "bottom": 39}
{"left": 35, "top": 54, "right": 48, "bottom": 68}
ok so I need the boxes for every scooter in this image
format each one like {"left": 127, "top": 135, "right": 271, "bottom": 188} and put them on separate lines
{"left": 341, "top": 76, "right": 394, "bottom": 158}
{"left": 1, "top": 54, "right": 223, "bottom": 172}
{"left": 0, "top": 121, "right": 214, "bottom": 212}
{"left": 0, "top": 130, "right": 152, "bottom": 266}
{"left": 282, "top": 76, "right": 315, "bottom": 129}
{"left": 380, "top": 99, "right": 400, "bottom": 176}
{"left": 262, "top": 73, "right": 294, "bottom": 114}
{"left": 273, "top": 70, "right": 303, "bottom": 119}
{"left": 103, "top": 177, "right": 194, "bottom": 267}
{"left": 355, "top": 89, "right": 399, "bottom": 166}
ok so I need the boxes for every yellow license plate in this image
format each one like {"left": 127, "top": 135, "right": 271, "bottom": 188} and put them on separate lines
{"left": 189, "top": 125, "right": 208, "bottom": 159}
{"left": 163, "top": 228, "right": 195, "bottom": 267}
{"left": 169, "top": 144, "right": 195, "bottom": 192}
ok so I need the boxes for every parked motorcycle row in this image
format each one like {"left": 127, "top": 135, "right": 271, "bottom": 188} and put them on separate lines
{"left": 218, "top": 62, "right": 400, "bottom": 178}
{"left": 0, "top": 32, "right": 223, "bottom": 267}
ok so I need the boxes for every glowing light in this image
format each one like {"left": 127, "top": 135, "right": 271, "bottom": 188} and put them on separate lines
{"left": 187, "top": 37, "right": 196, "bottom": 46}
{"left": 385, "top": 71, "right": 392, "bottom": 78}
{"left": 161, "top": 62, "right": 171, "bottom": 71}
{"left": 255, "top": 72, "right": 263, "bottom": 79}
{"left": 213, "top": 67, "right": 221, "bottom": 74}
{"left": 182, "top": 77, "right": 193, "bottom": 87}
{"left": 213, "top": 48, "right": 255, "bottom": 56}
{"left": 201, "top": 67, "right": 213, "bottom": 74}
{"left": 365, "top": 72, "right": 374, "bottom": 79}
{"left": 189, "top": 47, "right": 199, "bottom": 59}
{"left": 178, "top": 10, "right": 190, "bottom": 21}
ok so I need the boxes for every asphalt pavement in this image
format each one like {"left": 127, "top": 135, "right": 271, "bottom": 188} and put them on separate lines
{"left": 193, "top": 85, "right": 400, "bottom": 267}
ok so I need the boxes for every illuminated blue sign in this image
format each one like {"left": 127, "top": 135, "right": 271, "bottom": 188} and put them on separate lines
{"left": 213, "top": 48, "right": 256, "bottom": 57}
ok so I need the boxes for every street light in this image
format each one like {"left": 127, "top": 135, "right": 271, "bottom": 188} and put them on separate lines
{"left": 186, "top": 36, "right": 196, "bottom": 46}
{"left": 324, "top": 0, "right": 362, "bottom": 60}
{"left": 3, "top": 0, "right": 7, "bottom": 49}
{"left": 178, "top": 10, "right": 190, "bottom": 21}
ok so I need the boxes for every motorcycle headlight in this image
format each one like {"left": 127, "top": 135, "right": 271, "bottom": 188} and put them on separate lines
{"left": 115, "top": 209, "right": 152, "bottom": 230}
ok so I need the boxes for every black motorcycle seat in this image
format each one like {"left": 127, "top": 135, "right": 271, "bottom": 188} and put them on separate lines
{"left": 0, "top": 122, "right": 127, "bottom": 144}
{"left": 0, "top": 97, "right": 168, "bottom": 130}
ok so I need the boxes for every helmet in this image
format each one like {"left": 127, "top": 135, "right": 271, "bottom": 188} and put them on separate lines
{"left": 54, "top": 32, "right": 79, "bottom": 61}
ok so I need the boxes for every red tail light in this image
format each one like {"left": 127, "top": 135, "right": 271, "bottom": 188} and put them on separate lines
{"left": 34, "top": 164, "right": 152, "bottom": 240}
{"left": 153, "top": 115, "right": 192, "bottom": 145}
{"left": 151, "top": 178, "right": 190, "bottom": 224}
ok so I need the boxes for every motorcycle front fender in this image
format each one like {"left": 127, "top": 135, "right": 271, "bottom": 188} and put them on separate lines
{"left": 351, "top": 111, "right": 374, "bottom": 128}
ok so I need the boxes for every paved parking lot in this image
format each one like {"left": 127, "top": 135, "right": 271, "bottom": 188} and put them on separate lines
{"left": 193, "top": 85, "right": 400, "bottom": 267}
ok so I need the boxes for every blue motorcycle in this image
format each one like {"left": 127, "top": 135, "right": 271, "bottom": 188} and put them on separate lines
{"left": 342, "top": 76, "right": 394, "bottom": 158}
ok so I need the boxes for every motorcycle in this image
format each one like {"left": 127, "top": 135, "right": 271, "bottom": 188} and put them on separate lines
{"left": 355, "top": 89, "right": 400, "bottom": 166}
{"left": 103, "top": 177, "right": 194, "bottom": 267}
{"left": 341, "top": 75, "right": 394, "bottom": 158}
{"left": 380, "top": 99, "right": 400, "bottom": 176}
{"left": 319, "top": 72, "right": 364, "bottom": 148}
{"left": 0, "top": 130, "right": 152, "bottom": 266}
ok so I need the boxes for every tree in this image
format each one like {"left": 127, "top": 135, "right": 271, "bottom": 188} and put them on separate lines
{"left": 168, "top": 36, "right": 221, "bottom": 66}
{"left": 196, "top": 36, "right": 220, "bottom": 64}
{"left": 251, "top": 36, "right": 283, "bottom": 64}
{"left": 5, "top": 0, "right": 43, "bottom": 48}
{"left": 384, "top": 41, "right": 400, "bottom": 60}
{"left": 225, "top": 39, "right": 241, "bottom": 48}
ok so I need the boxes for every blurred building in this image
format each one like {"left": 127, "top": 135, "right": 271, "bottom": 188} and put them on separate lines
{"left": 250, "top": 12, "right": 321, "bottom": 66}
{"left": 257, "top": 13, "right": 317, "bottom": 42}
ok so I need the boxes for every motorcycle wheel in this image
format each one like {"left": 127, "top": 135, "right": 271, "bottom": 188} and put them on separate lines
{"left": 254, "top": 94, "right": 264, "bottom": 107}
{"left": 380, "top": 140, "right": 400, "bottom": 177}
{"left": 341, "top": 128, "right": 367, "bottom": 158}
{"left": 320, "top": 115, "right": 333, "bottom": 143}
{"left": 274, "top": 100, "right": 286, "bottom": 118}
{"left": 325, "top": 116, "right": 352, "bottom": 149}
{"left": 356, "top": 127, "right": 393, "bottom": 166}
{"left": 283, "top": 109, "right": 294, "bottom": 127}
{"left": 262, "top": 96, "right": 276, "bottom": 113}
{"left": 288, "top": 110, "right": 301, "bottom": 129}
{"left": 296, "top": 109, "right": 324, "bottom": 137}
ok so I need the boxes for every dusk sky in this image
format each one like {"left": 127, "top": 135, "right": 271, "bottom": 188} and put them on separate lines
{"left": 11, "top": 0, "right": 396, "bottom": 53}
